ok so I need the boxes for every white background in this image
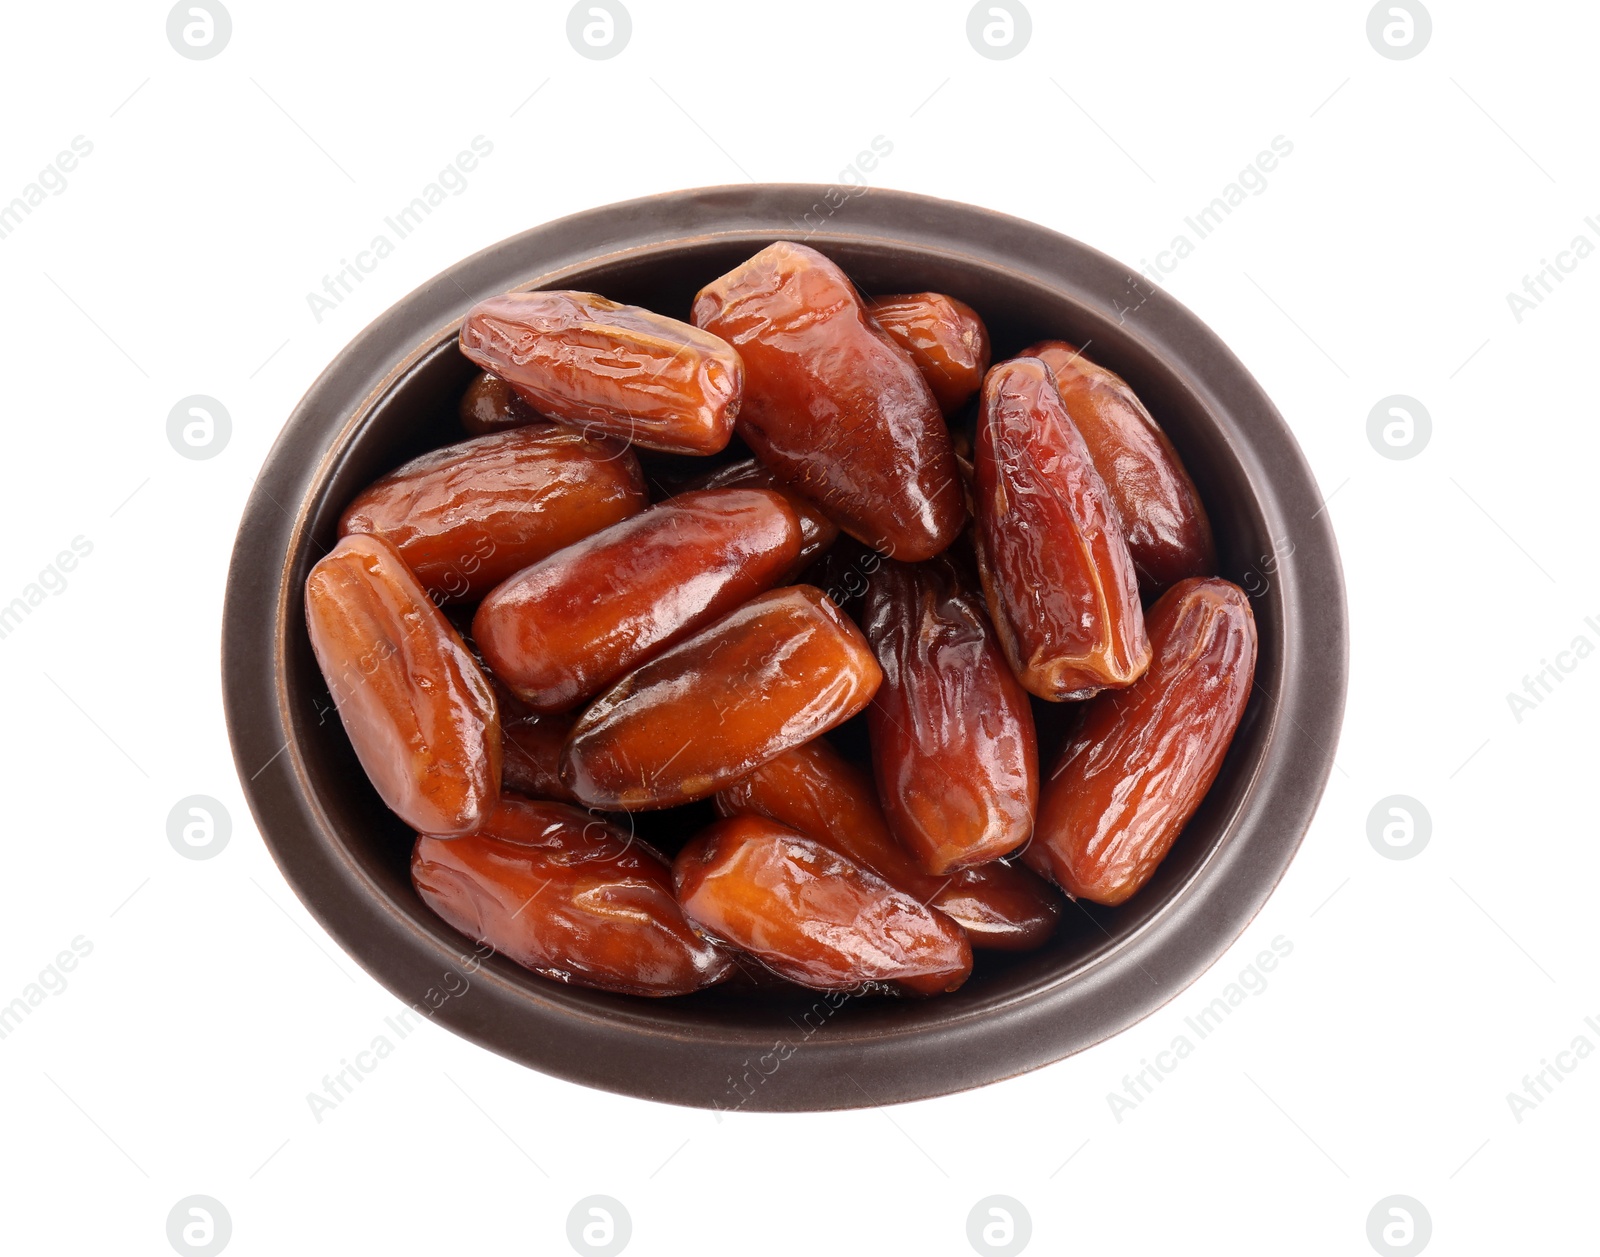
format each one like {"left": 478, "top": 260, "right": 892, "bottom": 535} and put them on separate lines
{"left": 1, "top": 1, "right": 1594, "bottom": 1253}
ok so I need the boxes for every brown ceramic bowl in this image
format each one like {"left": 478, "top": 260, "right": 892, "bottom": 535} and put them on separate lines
{"left": 222, "top": 185, "right": 1346, "bottom": 1111}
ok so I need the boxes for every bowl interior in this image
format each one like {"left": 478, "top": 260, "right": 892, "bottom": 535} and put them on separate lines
{"left": 284, "top": 236, "right": 1281, "bottom": 1041}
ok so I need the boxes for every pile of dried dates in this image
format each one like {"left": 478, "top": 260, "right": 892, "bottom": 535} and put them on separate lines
{"left": 305, "top": 241, "right": 1257, "bottom": 1000}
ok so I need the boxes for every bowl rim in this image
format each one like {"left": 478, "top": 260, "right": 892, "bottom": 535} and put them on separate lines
{"left": 221, "top": 183, "right": 1348, "bottom": 1111}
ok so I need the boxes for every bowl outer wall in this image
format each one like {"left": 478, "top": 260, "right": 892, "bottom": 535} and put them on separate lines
{"left": 221, "top": 184, "right": 1348, "bottom": 1111}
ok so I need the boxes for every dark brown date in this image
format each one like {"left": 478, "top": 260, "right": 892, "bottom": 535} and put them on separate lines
{"left": 1024, "top": 578, "right": 1257, "bottom": 905}
{"left": 673, "top": 815, "right": 972, "bottom": 993}
{"left": 863, "top": 556, "right": 1038, "bottom": 874}
{"left": 561, "top": 585, "right": 882, "bottom": 810}
{"left": 716, "top": 739, "right": 1059, "bottom": 951}
{"left": 692, "top": 241, "right": 965, "bottom": 561}
{"left": 680, "top": 457, "right": 840, "bottom": 577}
{"left": 305, "top": 533, "right": 500, "bottom": 836}
{"left": 868, "top": 292, "right": 991, "bottom": 415}
{"left": 412, "top": 796, "right": 733, "bottom": 996}
{"left": 459, "top": 370, "right": 544, "bottom": 436}
{"left": 1023, "top": 341, "right": 1215, "bottom": 592}
{"left": 501, "top": 712, "right": 577, "bottom": 802}
{"left": 339, "top": 426, "right": 647, "bottom": 603}
{"left": 473, "top": 488, "right": 802, "bottom": 713}
{"left": 975, "top": 356, "right": 1151, "bottom": 700}
{"left": 459, "top": 290, "right": 743, "bottom": 455}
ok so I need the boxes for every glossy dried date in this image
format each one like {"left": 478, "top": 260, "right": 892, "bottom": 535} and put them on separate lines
{"left": 716, "top": 739, "right": 1059, "bottom": 951}
{"left": 1023, "top": 341, "right": 1215, "bottom": 591}
{"left": 673, "top": 815, "right": 972, "bottom": 993}
{"left": 459, "top": 290, "right": 743, "bottom": 455}
{"left": 680, "top": 457, "right": 839, "bottom": 577}
{"left": 412, "top": 797, "right": 732, "bottom": 996}
{"left": 863, "top": 556, "right": 1038, "bottom": 874}
{"left": 305, "top": 534, "right": 500, "bottom": 836}
{"left": 473, "top": 488, "right": 802, "bottom": 713}
{"left": 1024, "top": 578, "right": 1257, "bottom": 905}
{"left": 501, "top": 712, "right": 577, "bottom": 802}
{"left": 692, "top": 241, "right": 965, "bottom": 561}
{"left": 975, "top": 356, "right": 1151, "bottom": 700}
{"left": 868, "top": 292, "right": 991, "bottom": 415}
{"left": 340, "top": 426, "right": 646, "bottom": 603}
{"left": 561, "top": 585, "right": 881, "bottom": 809}
{"left": 459, "top": 371, "right": 544, "bottom": 436}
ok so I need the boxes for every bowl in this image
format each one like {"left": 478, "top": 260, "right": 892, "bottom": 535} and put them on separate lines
{"left": 221, "top": 185, "right": 1347, "bottom": 1111}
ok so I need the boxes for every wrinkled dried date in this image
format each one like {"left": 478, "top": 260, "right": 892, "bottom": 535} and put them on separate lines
{"left": 1024, "top": 578, "right": 1257, "bottom": 905}
{"left": 412, "top": 796, "right": 733, "bottom": 996}
{"left": 305, "top": 533, "right": 501, "bottom": 836}
{"left": 673, "top": 815, "right": 972, "bottom": 993}
{"left": 561, "top": 585, "right": 881, "bottom": 810}
{"left": 975, "top": 357, "right": 1151, "bottom": 700}
{"left": 473, "top": 488, "right": 800, "bottom": 713}
{"left": 340, "top": 426, "right": 647, "bottom": 603}
{"left": 692, "top": 241, "right": 965, "bottom": 561}
{"left": 460, "top": 290, "right": 743, "bottom": 455}
{"left": 459, "top": 370, "right": 544, "bottom": 436}
{"left": 863, "top": 556, "right": 1038, "bottom": 874}
{"left": 1023, "top": 341, "right": 1215, "bottom": 592}
{"left": 681, "top": 457, "right": 840, "bottom": 578}
{"left": 869, "top": 292, "right": 991, "bottom": 415}
{"left": 716, "top": 739, "right": 1060, "bottom": 951}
